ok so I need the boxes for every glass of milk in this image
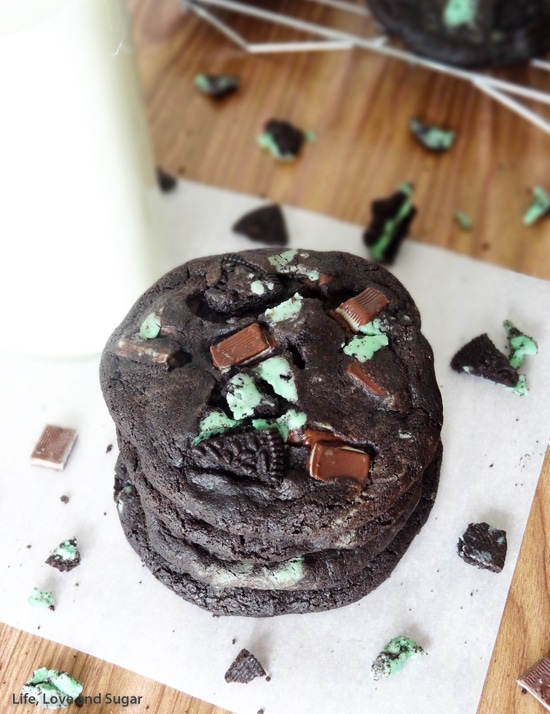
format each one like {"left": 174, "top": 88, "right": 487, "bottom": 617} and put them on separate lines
{"left": 0, "top": 0, "right": 163, "bottom": 357}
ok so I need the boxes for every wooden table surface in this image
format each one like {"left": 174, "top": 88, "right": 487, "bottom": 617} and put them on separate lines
{"left": 3, "top": 1, "right": 550, "bottom": 712}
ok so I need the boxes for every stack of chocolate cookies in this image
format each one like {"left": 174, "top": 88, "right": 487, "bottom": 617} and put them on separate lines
{"left": 100, "top": 249, "right": 443, "bottom": 616}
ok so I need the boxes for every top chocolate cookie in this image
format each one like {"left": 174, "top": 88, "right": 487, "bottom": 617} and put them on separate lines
{"left": 101, "top": 250, "right": 442, "bottom": 554}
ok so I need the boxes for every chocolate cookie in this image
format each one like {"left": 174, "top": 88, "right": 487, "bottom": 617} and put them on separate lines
{"left": 101, "top": 249, "right": 443, "bottom": 616}
{"left": 366, "top": 0, "right": 550, "bottom": 68}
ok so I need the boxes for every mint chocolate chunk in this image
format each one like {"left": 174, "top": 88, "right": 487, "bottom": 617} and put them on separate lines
{"left": 363, "top": 183, "right": 417, "bottom": 264}
{"left": 258, "top": 119, "right": 307, "bottom": 161}
{"left": 224, "top": 648, "right": 266, "bottom": 683}
{"left": 194, "top": 73, "right": 239, "bottom": 99}
{"left": 410, "top": 118, "right": 455, "bottom": 153}
{"left": 233, "top": 204, "right": 289, "bottom": 246}
{"left": 21, "top": 667, "right": 83, "bottom": 709}
{"left": 370, "top": 636, "right": 425, "bottom": 681}
{"left": 457, "top": 522, "right": 507, "bottom": 573}
{"left": 45, "top": 538, "right": 81, "bottom": 572}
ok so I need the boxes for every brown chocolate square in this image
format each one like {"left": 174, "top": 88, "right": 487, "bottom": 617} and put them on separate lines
{"left": 210, "top": 323, "right": 275, "bottom": 370}
{"left": 30, "top": 425, "right": 78, "bottom": 471}
{"left": 308, "top": 442, "right": 371, "bottom": 488}
{"left": 518, "top": 657, "right": 550, "bottom": 710}
{"left": 347, "top": 361, "right": 390, "bottom": 398}
{"left": 335, "top": 287, "right": 389, "bottom": 331}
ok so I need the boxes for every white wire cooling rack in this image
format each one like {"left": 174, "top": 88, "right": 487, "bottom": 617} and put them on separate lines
{"left": 182, "top": 0, "right": 550, "bottom": 134}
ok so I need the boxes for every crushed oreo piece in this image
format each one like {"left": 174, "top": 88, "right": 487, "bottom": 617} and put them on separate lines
{"left": 156, "top": 167, "right": 177, "bottom": 193}
{"left": 194, "top": 73, "right": 240, "bottom": 99}
{"left": 204, "top": 262, "right": 284, "bottom": 315}
{"left": 189, "top": 428, "right": 285, "bottom": 485}
{"left": 409, "top": 118, "right": 455, "bottom": 152}
{"left": 46, "top": 538, "right": 81, "bottom": 572}
{"left": 523, "top": 186, "right": 550, "bottom": 226}
{"left": 224, "top": 648, "right": 266, "bottom": 684}
{"left": 363, "top": 183, "right": 417, "bottom": 264}
{"left": 450, "top": 333, "right": 519, "bottom": 388}
{"left": 257, "top": 119, "right": 309, "bottom": 160}
{"left": 21, "top": 668, "right": 83, "bottom": 709}
{"left": 60, "top": 495, "right": 69, "bottom": 504}
{"left": 232, "top": 204, "right": 289, "bottom": 246}
{"left": 518, "top": 657, "right": 550, "bottom": 710}
{"left": 370, "top": 636, "right": 425, "bottom": 681}
{"left": 30, "top": 425, "right": 78, "bottom": 471}
{"left": 457, "top": 522, "right": 507, "bottom": 573}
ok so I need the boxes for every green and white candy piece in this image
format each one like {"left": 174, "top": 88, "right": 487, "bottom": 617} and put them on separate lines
{"left": 410, "top": 118, "right": 455, "bottom": 152}
{"left": 369, "top": 183, "right": 414, "bottom": 263}
{"left": 523, "top": 186, "right": 550, "bottom": 226}
{"left": 370, "top": 636, "right": 426, "bottom": 681}
{"left": 254, "top": 355, "right": 298, "bottom": 402}
{"left": 28, "top": 588, "right": 55, "bottom": 610}
{"left": 265, "top": 293, "right": 303, "bottom": 323}
{"left": 504, "top": 320, "right": 538, "bottom": 369}
{"left": 192, "top": 409, "right": 241, "bottom": 445}
{"left": 48, "top": 539, "right": 79, "bottom": 563}
{"left": 139, "top": 312, "right": 161, "bottom": 340}
{"left": 252, "top": 408, "right": 307, "bottom": 442}
{"left": 225, "top": 373, "right": 275, "bottom": 421}
{"left": 343, "top": 319, "right": 388, "bottom": 362}
{"left": 267, "top": 250, "right": 320, "bottom": 281}
{"left": 21, "top": 667, "right": 83, "bottom": 710}
{"left": 443, "top": 0, "right": 477, "bottom": 28}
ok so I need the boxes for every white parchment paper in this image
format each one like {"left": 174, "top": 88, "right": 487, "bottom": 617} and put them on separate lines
{"left": 1, "top": 179, "right": 549, "bottom": 714}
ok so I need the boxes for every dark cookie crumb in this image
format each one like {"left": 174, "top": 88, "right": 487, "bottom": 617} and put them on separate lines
{"left": 224, "top": 648, "right": 266, "bottom": 684}
{"left": 233, "top": 204, "right": 289, "bottom": 246}
{"left": 45, "top": 538, "right": 81, "bottom": 572}
{"left": 195, "top": 73, "right": 240, "bottom": 99}
{"left": 60, "top": 495, "right": 69, "bottom": 504}
{"left": 258, "top": 119, "right": 307, "bottom": 160}
{"left": 457, "top": 522, "right": 507, "bottom": 573}
{"left": 156, "top": 167, "right": 177, "bottom": 193}
{"left": 450, "top": 333, "right": 518, "bottom": 387}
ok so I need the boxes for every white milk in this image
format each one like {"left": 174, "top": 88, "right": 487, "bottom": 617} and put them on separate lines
{"left": 0, "top": 0, "right": 163, "bottom": 356}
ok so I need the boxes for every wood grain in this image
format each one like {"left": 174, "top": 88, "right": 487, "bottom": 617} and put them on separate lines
{"left": 2, "top": 1, "right": 549, "bottom": 712}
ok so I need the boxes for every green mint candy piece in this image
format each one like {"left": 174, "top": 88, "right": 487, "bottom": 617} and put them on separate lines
{"left": 455, "top": 210, "right": 473, "bottom": 230}
{"left": 193, "top": 409, "right": 241, "bottom": 445}
{"left": 226, "top": 374, "right": 265, "bottom": 420}
{"left": 28, "top": 588, "right": 55, "bottom": 610}
{"left": 443, "top": 0, "right": 477, "bottom": 28}
{"left": 504, "top": 320, "right": 538, "bottom": 369}
{"left": 265, "top": 293, "right": 303, "bottom": 323}
{"left": 369, "top": 184, "right": 414, "bottom": 263}
{"left": 139, "top": 313, "right": 161, "bottom": 340}
{"left": 410, "top": 119, "right": 455, "bottom": 152}
{"left": 370, "top": 636, "right": 426, "bottom": 681}
{"left": 22, "top": 667, "right": 84, "bottom": 709}
{"left": 523, "top": 186, "right": 550, "bottom": 226}
{"left": 254, "top": 355, "right": 298, "bottom": 402}
{"left": 194, "top": 73, "right": 239, "bottom": 99}
{"left": 343, "top": 319, "right": 388, "bottom": 361}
